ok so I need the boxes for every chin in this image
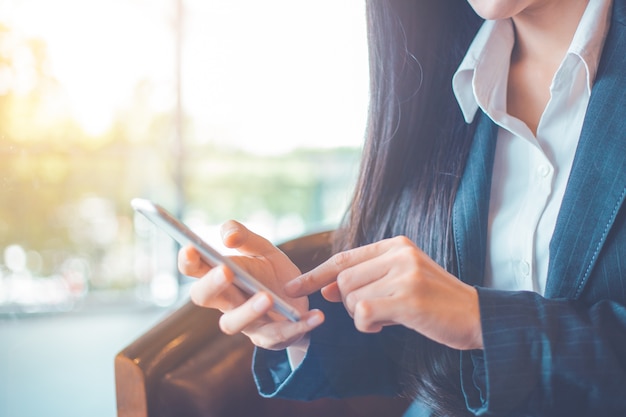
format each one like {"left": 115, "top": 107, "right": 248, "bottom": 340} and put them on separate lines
{"left": 466, "top": 0, "right": 525, "bottom": 20}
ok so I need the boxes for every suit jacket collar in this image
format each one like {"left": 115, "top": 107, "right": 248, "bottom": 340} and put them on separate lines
{"left": 452, "top": 111, "right": 497, "bottom": 287}
{"left": 452, "top": 0, "right": 626, "bottom": 296}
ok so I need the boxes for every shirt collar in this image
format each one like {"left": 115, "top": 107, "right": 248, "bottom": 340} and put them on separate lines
{"left": 452, "top": 19, "right": 514, "bottom": 124}
{"left": 569, "top": 0, "right": 613, "bottom": 92}
{"left": 453, "top": 0, "right": 614, "bottom": 124}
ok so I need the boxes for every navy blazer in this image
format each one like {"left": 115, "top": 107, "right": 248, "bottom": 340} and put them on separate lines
{"left": 254, "top": 1, "right": 626, "bottom": 415}
{"left": 456, "top": 1, "right": 626, "bottom": 415}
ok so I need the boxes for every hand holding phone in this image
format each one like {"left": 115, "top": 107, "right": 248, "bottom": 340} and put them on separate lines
{"left": 131, "top": 198, "right": 301, "bottom": 322}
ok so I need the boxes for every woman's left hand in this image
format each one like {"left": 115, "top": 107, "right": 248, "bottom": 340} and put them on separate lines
{"left": 284, "top": 236, "right": 483, "bottom": 351}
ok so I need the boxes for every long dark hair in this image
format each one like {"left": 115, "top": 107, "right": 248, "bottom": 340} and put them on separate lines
{"left": 335, "top": 1, "right": 483, "bottom": 416}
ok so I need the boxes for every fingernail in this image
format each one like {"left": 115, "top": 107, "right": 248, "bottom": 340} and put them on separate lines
{"left": 306, "top": 311, "right": 323, "bottom": 327}
{"left": 252, "top": 294, "right": 271, "bottom": 312}
{"left": 221, "top": 228, "right": 236, "bottom": 239}
{"left": 220, "top": 222, "right": 239, "bottom": 240}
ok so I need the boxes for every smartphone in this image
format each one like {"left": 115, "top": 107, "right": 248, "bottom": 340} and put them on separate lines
{"left": 131, "top": 198, "right": 301, "bottom": 322}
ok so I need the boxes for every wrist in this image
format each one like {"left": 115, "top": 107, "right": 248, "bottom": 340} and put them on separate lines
{"left": 286, "top": 333, "right": 310, "bottom": 369}
{"left": 468, "top": 286, "right": 484, "bottom": 350}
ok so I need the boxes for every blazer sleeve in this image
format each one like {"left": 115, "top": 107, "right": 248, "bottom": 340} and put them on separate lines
{"left": 460, "top": 287, "right": 626, "bottom": 416}
{"left": 252, "top": 292, "right": 403, "bottom": 400}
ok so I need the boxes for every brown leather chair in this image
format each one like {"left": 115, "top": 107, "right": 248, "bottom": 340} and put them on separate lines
{"left": 115, "top": 231, "right": 411, "bottom": 417}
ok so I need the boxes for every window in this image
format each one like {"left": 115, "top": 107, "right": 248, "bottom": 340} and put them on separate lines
{"left": 0, "top": 1, "right": 368, "bottom": 416}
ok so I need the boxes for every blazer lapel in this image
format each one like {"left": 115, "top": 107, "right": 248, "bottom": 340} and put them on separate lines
{"left": 545, "top": 2, "right": 626, "bottom": 299}
{"left": 453, "top": 111, "right": 498, "bottom": 286}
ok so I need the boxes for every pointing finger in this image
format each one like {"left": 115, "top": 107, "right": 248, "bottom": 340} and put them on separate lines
{"left": 284, "top": 245, "right": 378, "bottom": 297}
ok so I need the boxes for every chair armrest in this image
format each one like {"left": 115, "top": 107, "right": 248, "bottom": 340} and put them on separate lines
{"left": 115, "top": 230, "right": 410, "bottom": 417}
{"left": 115, "top": 302, "right": 221, "bottom": 417}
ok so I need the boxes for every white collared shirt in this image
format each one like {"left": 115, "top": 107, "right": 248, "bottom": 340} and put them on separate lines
{"left": 452, "top": 0, "right": 612, "bottom": 294}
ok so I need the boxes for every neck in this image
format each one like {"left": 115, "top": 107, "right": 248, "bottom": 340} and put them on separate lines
{"left": 511, "top": 0, "right": 589, "bottom": 65}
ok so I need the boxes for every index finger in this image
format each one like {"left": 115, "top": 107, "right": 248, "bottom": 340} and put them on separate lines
{"left": 284, "top": 248, "right": 364, "bottom": 297}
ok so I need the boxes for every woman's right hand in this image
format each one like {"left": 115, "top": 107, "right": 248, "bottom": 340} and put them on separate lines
{"left": 178, "top": 220, "right": 325, "bottom": 351}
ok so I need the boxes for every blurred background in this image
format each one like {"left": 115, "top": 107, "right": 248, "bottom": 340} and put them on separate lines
{"left": 0, "top": 1, "right": 368, "bottom": 416}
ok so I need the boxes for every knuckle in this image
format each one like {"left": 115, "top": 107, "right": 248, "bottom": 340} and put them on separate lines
{"left": 394, "top": 246, "right": 423, "bottom": 274}
{"left": 392, "top": 235, "right": 413, "bottom": 246}
{"left": 345, "top": 292, "right": 358, "bottom": 311}
{"left": 412, "top": 269, "right": 426, "bottom": 286}
{"left": 355, "top": 300, "right": 373, "bottom": 321}
{"left": 299, "top": 272, "right": 316, "bottom": 288}
{"left": 336, "top": 270, "right": 351, "bottom": 289}
{"left": 396, "top": 244, "right": 418, "bottom": 262}
{"left": 354, "top": 302, "right": 381, "bottom": 333}
{"left": 396, "top": 274, "right": 423, "bottom": 292}
{"left": 332, "top": 251, "right": 352, "bottom": 268}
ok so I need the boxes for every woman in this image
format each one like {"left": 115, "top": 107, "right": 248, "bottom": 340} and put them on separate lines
{"left": 180, "top": 0, "right": 626, "bottom": 415}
